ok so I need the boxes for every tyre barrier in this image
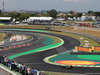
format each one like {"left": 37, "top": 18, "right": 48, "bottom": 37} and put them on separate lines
{"left": 0, "top": 43, "right": 32, "bottom": 51}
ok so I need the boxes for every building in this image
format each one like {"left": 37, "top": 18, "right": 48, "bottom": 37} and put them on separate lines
{"left": 57, "top": 13, "right": 66, "bottom": 18}
{"left": 0, "top": 17, "right": 11, "bottom": 25}
{"left": 24, "top": 17, "right": 53, "bottom": 25}
{"left": 27, "top": 17, "right": 53, "bottom": 22}
{"left": 81, "top": 15, "right": 96, "bottom": 21}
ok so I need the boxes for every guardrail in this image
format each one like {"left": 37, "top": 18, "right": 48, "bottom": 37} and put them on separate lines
{"left": 0, "top": 43, "right": 32, "bottom": 51}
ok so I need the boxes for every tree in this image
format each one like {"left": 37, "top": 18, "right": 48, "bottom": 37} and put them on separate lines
{"left": 48, "top": 9, "right": 57, "bottom": 18}
{"left": 88, "top": 10, "right": 93, "bottom": 14}
{"left": 8, "top": 12, "right": 17, "bottom": 19}
{"left": 69, "top": 11, "right": 74, "bottom": 14}
{"left": 42, "top": 13, "right": 50, "bottom": 17}
{"left": 66, "top": 15, "right": 71, "bottom": 18}
{"left": 76, "top": 13, "right": 82, "bottom": 17}
{"left": 94, "top": 12, "right": 100, "bottom": 17}
{"left": 16, "top": 13, "right": 21, "bottom": 18}
{"left": 87, "top": 10, "right": 94, "bottom": 16}
{"left": 30, "top": 13, "right": 39, "bottom": 17}
{"left": 20, "top": 13, "right": 30, "bottom": 21}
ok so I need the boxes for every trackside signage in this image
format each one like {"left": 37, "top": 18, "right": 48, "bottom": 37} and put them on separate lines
{"left": 92, "top": 46, "right": 100, "bottom": 51}
{"left": 75, "top": 46, "right": 91, "bottom": 52}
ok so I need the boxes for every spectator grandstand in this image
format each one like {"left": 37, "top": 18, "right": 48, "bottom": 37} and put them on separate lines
{"left": 27, "top": 17, "right": 55, "bottom": 25}
{"left": 0, "top": 17, "right": 11, "bottom": 25}
{"left": 24, "top": 17, "right": 64, "bottom": 26}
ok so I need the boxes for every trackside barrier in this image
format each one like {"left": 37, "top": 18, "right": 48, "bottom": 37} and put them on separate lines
{"left": 92, "top": 46, "right": 100, "bottom": 52}
{"left": 75, "top": 46, "right": 100, "bottom": 53}
{"left": 0, "top": 43, "right": 32, "bottom": 51}
{"left": 0, "top": 55, "right": 51, "bottom": 75}
{"left": 75, "top": 46, "right": 92, "bottom": 52}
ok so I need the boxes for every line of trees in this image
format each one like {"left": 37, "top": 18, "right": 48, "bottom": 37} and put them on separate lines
{"left": 65, "top": 10, "right": 100, "bottom": 19}
{"left": 0, "top": 9, "right": 100, "bottom": 21}
{"left": 87, "top": 10, "right": 100, "bottom": 17}
{"left": 66, "top": 13, "right": 82, "bottom": 18}
{"left": 0, "top": 9, "right": 57, "bottom": 21}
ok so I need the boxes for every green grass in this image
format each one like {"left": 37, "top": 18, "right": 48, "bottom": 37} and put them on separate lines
{"left": 44, "top": 71, "right": 82, "bottom": 75}
{"left": 0, "top": 33, "right": 6, "bottom": 42}
{"left": 49, "top": 31, "right": 100, "bottom": 47}
{"left": 39, "top": 34, "right": 61, "bottom": 44}
{"left": 24, "top": 35, "right": 31, "bottom": 38}
{"left": 0, "top": 23, "right": 5, "bottom": 25}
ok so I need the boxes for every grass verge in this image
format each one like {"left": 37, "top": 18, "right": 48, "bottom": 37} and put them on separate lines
{"left": 44, "top": 71, "right": 82, "bottom": 75}
{"left": 48, "top": 31, "right": 99, "bottom": 47}
{"left": 0, "top": 33, "right": 6, "bottom": 42}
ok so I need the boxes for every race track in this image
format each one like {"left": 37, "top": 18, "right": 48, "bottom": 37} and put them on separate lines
{"left": 0, "top": 29, "right": 100, "bottom": 74}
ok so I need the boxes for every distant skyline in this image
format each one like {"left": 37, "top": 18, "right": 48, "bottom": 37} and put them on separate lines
{"left": 0, "top": 0, "right": 100, "bottom": 12}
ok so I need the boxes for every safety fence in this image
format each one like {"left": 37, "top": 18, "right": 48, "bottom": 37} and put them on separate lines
{"left": 0, "top": 43, "right": 32, "bottom": 51}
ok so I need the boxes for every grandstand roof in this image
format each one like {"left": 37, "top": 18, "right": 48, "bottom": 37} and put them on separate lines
{"left": 0, "top": 17, "right": 11, "bottom": 20}
{"left": 28, "top": 17, "right": 53, "bottom": 21}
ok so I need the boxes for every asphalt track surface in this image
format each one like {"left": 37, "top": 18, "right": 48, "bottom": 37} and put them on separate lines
{"left": 0, "top": 30, "right": 100, "bottom": 74}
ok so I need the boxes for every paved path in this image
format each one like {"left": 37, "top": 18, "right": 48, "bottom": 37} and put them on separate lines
{"left": 0, "top": 67, "right": 12, "bottom": 75}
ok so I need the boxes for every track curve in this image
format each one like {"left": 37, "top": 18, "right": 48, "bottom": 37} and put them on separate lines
{"left": 0, "top": 29, "right": 100, "bottom": 74}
